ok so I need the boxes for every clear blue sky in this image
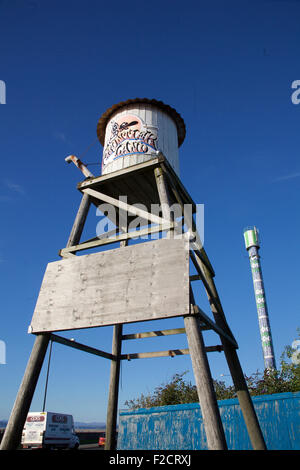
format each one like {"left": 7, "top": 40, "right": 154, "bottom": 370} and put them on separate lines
{"left": 0, "top": 0, "right": 300, "bottom": 423}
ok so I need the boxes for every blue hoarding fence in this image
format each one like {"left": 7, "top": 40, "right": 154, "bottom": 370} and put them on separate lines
{"left": 118, "top": 392, "right": 300, "bottom": 450}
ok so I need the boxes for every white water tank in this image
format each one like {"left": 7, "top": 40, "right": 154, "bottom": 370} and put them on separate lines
{"left": 97, "top": 98, "right": 186, "bottom": 176}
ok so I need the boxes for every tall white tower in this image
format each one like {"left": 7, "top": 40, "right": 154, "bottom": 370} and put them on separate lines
{"left": 244, "top": 227, "right": 276, "bottom": 370}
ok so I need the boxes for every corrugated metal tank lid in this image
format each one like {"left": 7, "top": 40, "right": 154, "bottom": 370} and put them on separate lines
{"left": 97, "top": 98, "right": 186, "bottom": 147}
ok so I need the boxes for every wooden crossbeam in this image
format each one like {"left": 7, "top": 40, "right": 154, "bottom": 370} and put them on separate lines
{"left": 122, "top": 348, "right": 189, "bottom": 360}
{"left": 121, "top": 345, "right": 223, "bottom": 360}
{"left": 60, "top": 251, "right": 76, "bottom": 259}
{"left": 190, "top": 274, "right": 201, "bottom": 282}
{"left": 50, "top": 333, "right": 223, "bottom": 361}
{"left": 60, "top": 228, "right": 119, "bottom": 255}
{"left": 122, "top": 324, "right": 210, "bottom": 341}
{"left": 122, "top": 328, "right": 186, "bottom": 340}
{"left": 50, "top": 334, "right": 114, "bottom": 360}
{"left": 59, "top": 222, "right": 174, "bottom": 256}
{"left": 82, "top": 228, "right": 119, "bottom": 244}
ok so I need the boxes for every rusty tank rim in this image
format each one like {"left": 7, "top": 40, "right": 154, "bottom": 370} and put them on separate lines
{"left": 96, "top": 98, "right": 186, "bottom": 147}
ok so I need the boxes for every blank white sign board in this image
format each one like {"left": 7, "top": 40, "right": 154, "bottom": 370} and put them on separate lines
{"left": 29, "top": 238, "right": 190, "bottom": 333}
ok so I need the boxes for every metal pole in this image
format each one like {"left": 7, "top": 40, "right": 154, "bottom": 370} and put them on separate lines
{"left": 42, "top": 339, "right": 53, "bottom": 412}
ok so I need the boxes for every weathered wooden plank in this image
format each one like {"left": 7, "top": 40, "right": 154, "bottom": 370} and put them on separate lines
{"left": 29, "top": 239, "right": 190, "bottom": 333}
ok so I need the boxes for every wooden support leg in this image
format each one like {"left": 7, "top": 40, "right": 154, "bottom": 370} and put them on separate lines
{"left": 192, "top": 252, "right": 267, "bottom": 450}
{"left": 105, "top": 238, "right": 127, "bottom": 450}
{"left": 0, "top": 334, "right": 51, "bottom": 450}
{"left": 105, "top": 324, "right": 123, "bottom": 450}
{"left": 159, "top": 166, "right": 266, "bottom": 450}
{"left": 1, "top": 192, "right": 92, "bottom": 450}
{"left": 154, "top": 166, "right": 226, "bottom": 449}
{"left": 66, "top": 192, "right": 91, "bottom": 247}
{"left": 222, "top": 341, "right": 267, "bottom": 450}
{"left": 184, "top": 314, "right": 227, "bottom": 450}
{"left": 154, "top": 167, "right": 174, "bottom": 236}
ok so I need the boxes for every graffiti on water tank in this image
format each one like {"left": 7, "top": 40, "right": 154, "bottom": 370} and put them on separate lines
{"left": 103, "top": 114, "right": 158, "bottom": 167}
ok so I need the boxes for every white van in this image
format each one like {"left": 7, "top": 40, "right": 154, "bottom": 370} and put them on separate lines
{"left": 21, "top": 412, "right": 80, "bottom": 450}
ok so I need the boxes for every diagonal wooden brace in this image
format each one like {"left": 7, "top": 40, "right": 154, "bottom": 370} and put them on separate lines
{"left": 82, "top": 187, "right": 171, "bottom": 226}
{"left": 191, "top": 305, "right": 238, "bottom": 349}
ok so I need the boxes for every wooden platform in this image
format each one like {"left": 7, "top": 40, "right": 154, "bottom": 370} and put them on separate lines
{"left": 77, "top": 155, "right": 196, "bottom": 216}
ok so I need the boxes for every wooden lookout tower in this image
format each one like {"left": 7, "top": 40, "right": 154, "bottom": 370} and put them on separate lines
{"left": 1, "top": 98, "right": 266, "bottom": 450}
